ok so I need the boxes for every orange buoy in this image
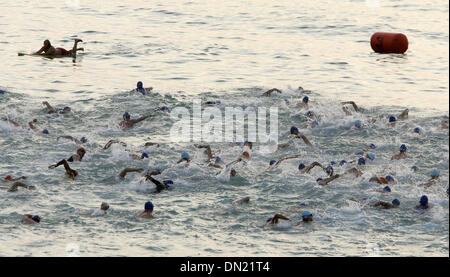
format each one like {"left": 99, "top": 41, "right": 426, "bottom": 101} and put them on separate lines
{"left": 370, "top": 32, "right": 408, "bottom": 54}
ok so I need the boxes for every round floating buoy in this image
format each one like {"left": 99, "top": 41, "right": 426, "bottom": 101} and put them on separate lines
{"left": 370, "top": 32, "right": 408, "bottom": 54}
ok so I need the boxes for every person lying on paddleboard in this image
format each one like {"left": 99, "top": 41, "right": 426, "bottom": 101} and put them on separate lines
{"left": 34, "top": 39, "right": 84, "bottom": 57}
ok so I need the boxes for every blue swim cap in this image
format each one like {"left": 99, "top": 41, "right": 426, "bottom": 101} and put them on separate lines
{"left": 32, "top": 215, "right": 41, "bottom": 223}
{"left": 137, "top": 81, "right": 143, "bottom": 89}
{"left": 358, "top": 157, "right": 366, "bottom": 165}
{"left": 269, "top": 160, "right": 276, "bottom": 166}
{"left": 339, "top": 160, "right": 347, "bottom": 166}
{"left": 302, "top": 96, "right": 309, "bottom": 103}
{"left": 431, "top": 169, "right": 439, "bottom": 178}
{"left": 389, "top": 116, "right": 397, "bottom": 122}
{"left": 63, "top": 106, "right": 71, "bottom": 111}
{"left": 0, "top": 89, "right": 5, "bottom": 94}
{"left": 411, "top": 165, "right": 419, "bottom": 172}
{"left": 215, "top": 156, "right": 222, "bottom": 163}
{"left": 367, "top": 153, "right": 375, "bottom": 160}
{"left": 447, "top": 188, "right": 449, "bottom": 196}
{"left": 290, "top": 126, "right": 298, "bottom": 134}
{"left": 392, "top": 199, "right": 400, "bottom": 206}
{"left": 299, "top": 202, "right": 309, "bottom": 206}
{"left": 216, "top": 100, "right": 222, "bottom": 105}
{"left": 369, "top": 143, "right": 376, "bottom": 149}
{"left": 80, "top": 137, "right": 87, "bottom": 143}
{"left": 123, "top": 112, "right": 130, "bottom": 120}
{"left": 419, "top": 195, "right": 428, "bottom": 206}
{"left": 330, "top": 161, "right": 337, "bottom": 165}
{"left": 301, "top": 210, "right": 312, "bottom": 219}
{"left": 266, "top": 217, "right": 273, "bottom": 223}
{"left": 311, "top": 120, "right": 319, "bottom": 127}
{"left": 385, "top": 175, "right": 394, "bottom": 183}
{"left": 141, "top": 152, "right": 149, "bottom": 159}
{"left": 164, "top": 179, "right": 174, "bottom": 185}
{"left": 325, "top": 166, "right": 333, "bottom": 176}
{"left": 298, "top": 163, "right": 306, "bottom": 170}
{"left": 354, "top": 120, "right": 362, "bottom": 128}
{"left": 306, "top": 110, "right": 314, "bottom": 117}
{"left": 230, "top": 168, "right": 236, "bottom": 172}
{"left": 284, "top": 99, "right": 290, "bottom": 104}
{"left": 383, "top": 186, "right": 391, "bottom": 192}
{"left": 413, "top": 127, "right": 421, "bottom": 134}
{"left": 145, "top": 201, "right": 154, "bottom": 211}
{"left": 161, "top": 106, "right": 169, "bottom": 111}
{"left": 355, "top": 149, "right": 364, "bottom": 155}
{"left": 399, "top": 144, "right": 407, "bottom": 153}
{"left": 316, "top": 178, "right": 323, "bottom": 182}
{"left": 181, "top": 152, "right": 190, "bottom": 160}
{"left": 42, "top": 129, "right": 49, "bottom": 134}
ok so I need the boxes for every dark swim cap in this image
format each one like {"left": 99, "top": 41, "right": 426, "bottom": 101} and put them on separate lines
{"left": 369, "top": 143, "right": 376, "bottom": 149}
{"left": 80, "top": 137, "right": 88, "bottom": 143}
{"left": 298, "top": 163, "right": 306, "bottom": 170}
{"left": 385, "top": 175, "right": 394, "bottom": 183}
{"left": 399, "top": 144, "right": 407, "bottom": 153}
{"left": 339, "top": 160, "right": 347, "bottom": 166}
{"left": 411, "top": 165, "right": 419, "bottom": 172}
{"left": 290, "top": 126, "right": 298, "bottom": 134}
{"left": 164, "top": 180, "right": 174, "bottom": 185}
{"left": 123, "top": 112, "right": 130, "bottom": 120}
{"left": 383, "top": 186, "right": 391, "bottom": 192}
{"left": 0, "top": 89, "right": 5, "bottom": 94}
{"left": 137, "top": 81, "right": 143, "bottom": 89}
{"left": 32, "top": 215, "right": 41, "bottom": 223}
{"left": 392, "top": 199, "right": 400, "bottom": 206}
{"left": 269, "top": 160, "right": 276, "bottom": 166}
{"left": 389, "top": 116, "right": 397, "bottom": 122}
{"left": 325, "top": 166, "right": 333, "bottom": 176}
{"left": 145, "top": 201, "right": 154, "bottom": 211}
{"left": 302, "top": 96, "right": 309, "bottom": 103}
{"left": 358, "top": 157, "right": 366, "bottom": 165}
{"left": 419, "top": 195, "right": 428, "bottom": 206}
{"left": 266, "top": 217, "right": 273, "bottom": 223}
{"left": 141, "top": 152, "right": 149, "bottom": 159}
{"left": 42, "top": 129, "right": 49, "bottom": 134}
{"left": 413, "top": 127, "right": 421, "bottom": 134}
{"left": 316, "top": 178, "right": 323, "bottom": 182}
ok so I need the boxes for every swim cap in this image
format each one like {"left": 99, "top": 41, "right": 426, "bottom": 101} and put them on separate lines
{"left": 431, "top": 169, "right": 439, "bottom": 178}
{"left": 215, "top": 156, "right": 222, "bottom": 163}
{"left": 413, "top": 127, "right": 421, "bottom": 134}
{"left": 0, "top": 89, "right": 5, "bottom": 94}
{"left": 164, "top": 179, "right": 174, "bottom": 185}
{"left": 80, "top": 137, "right": 88, "bottom": 143}
{"left": 302, "top": 96, "right": 309, "bottom": 103}
{"left": 181, "top": 152, "right": 190, "bottom": 160}
{"left": 5, "top": 175, "right": 12, "bottom": 180}
{"left": 378, "top": 177, "right": 387, "bottom": 184}
{"left": 385, "top": 175, "right": 394, "bottom": 183}
{"left": 316, "top": 178, "right": 323, "bottom": 182}
{"left": 298, "top": 163, "right": 306, "bottom": 170}
{"left": 123, "top": 112, "right": 130, "bottom": 120}
{"left": 284, "top": 99, "right": 290, "bottom": 104}
{"left": 358, "top": 157, "right": 366, "bottom": 165}
{"left": 301, "top": 210, "right": 312, "bottom": 219}
{"left": 42, "top": 129, "right": 49, "bottom": 134}
{"left": 354, "top": 149, "right": 364, "bottom": 155}
{"left": 383, "top": 186, "right": 391, "bottom": 192}
{"left": 266, "top": 217, "right": 273, "bottom": 223}
{"left": 367, "top": 153, "right": 375, "bottom": 160}
{"left": 306, "top": 110, "right": 314, "bottom": 117}
{"left": 389, "top": 116, "right": 397, "bottom": 122}
{"left": 290, "top": 126, "right": 298, "bottom": 134}
{"left": 269, "top": 160, "right": 276, "bottom": 166}
{"left": 231, "top": 168, "right": 236, "bottom": 172}
{"left": 161, "top": 105, "right": 169, "bottom": 111}
{"left": 369, "top": 143, "right": 376, "bottom": 149}
{"left": 31, "top": 215, "right": 41, "bottom": 223}
{"left": 411, "top": 166, "right": 419, "bottom": 172}
{"left": 73, "top": 170, "right": 78, "bottom": 177}
{"left": 63, "top": 106, "right": 71, "bottom": 112}
{"left": 311, "top": 120, "right": 319, "bottom": 127}
{"left": 242, "top": 151, "right": 250, "bottom": 158}
{"left": 392, "top": 199, "right": 400, "bottom": 206}
{"left": 399, "top": 144, "right": 407, "bottom": 153}
{"left": 299, "top": 202, "right": 309, "bottom": 206}
{"left": 141, "top": 152, "right": 149, "bottom": 159}
{"left": 77, "top": 147, "right": 85, "bottom": 153}
{"left": 325, "top": 166, "right": 334, "bottom": 176}
{"left": 339, "top": 160, "right": 347, "bottom": 166}
{"left": 354, "top": 120, "right": 362, "bottom": 128}
{"left": 137, "top": 81, "right": 143, "bottom": 89}
{"left": 330, "top": 161, "right": 337, "bottom": 165}
{"left": 419, "top": 195, "right": 428, "bottom": 206}
{"left": 216, "top": 100, "right": 221, "bottom": 105}
{"left": 145, "top": 201, "right": 154, "bottom": 211}
{"left": 203, "top": 150, "right": 208, "bottom": 155}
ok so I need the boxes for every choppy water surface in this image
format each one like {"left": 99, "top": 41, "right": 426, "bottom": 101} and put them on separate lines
{"left": 0, "top": 0, "right": 448, "bottom": 256}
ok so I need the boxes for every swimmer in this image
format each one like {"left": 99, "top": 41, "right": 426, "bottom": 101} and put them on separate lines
{"left": 397, "top": 108, "right": 409, "bottom": 119}
{"left": 144, "top": 142, "right": 160, "bottom": 148}
{"left": 412, "top": 127, "right": 422, "bottom": 135}
{"left": 369, "top": 175, "right": 395, "bottom": 185}
{"left": 48, "top": 159, "right": 78, "bottom": 180}
{"left": 22, "top": 214, "right": 40, "bottom": 225}
{"left": 145, "top": 170, "right": 172, "bottom": 193}
{"left": 1, "top": 116, "right": 20, "bottom": 127}
{"left": 99, "top": 202, "right": 110, "bottom": 215}
{"left": 422, "top": 169, "right": 440, "bottom": 188}
{"left": 177, "top": 152, "right": 191, "bottom": 164}
{"left": 371, "top": 199, "right": 400, "bottom": 209}
{"left": 297, "top": 96, "right": 309, "bottom": 109}
{"left": 265, "top": 214, "right": 290, "bottom": 226}
{"left": 131, "top": 81, "right": 153, "bottom": 95}
{"left": 137, "top": 201, "right": 155, "bottom": 219}
{"left": 225, "top": 151, "right": 250, "bottom": 169}
{"left": 57, "top": 136, "right": 88, "bottom": 145}
{"left": 441, "top": 119, "right": 449, "bottom": 129}
{"left": 229, "top": 168, "right": 237, "bottom": 177}
{"left": 117, "top": 168, "right": 145, "bottom": 179}
{"left": 34, "top": 39, "right": 83, "bottom": 57}
{"left": 375, "top": 186, "right": 392, "bottom": 193}
{"left": 67, "top": 147, "right": 86, "bottom": 162}
{"left": 289, "top": 126, "right": 313, "bottom": 147}
{"left": 119, "top": 112, "right": 152, "bottom": 129}
{"left": 266, "top": 154, "right": 301, "bottom": 170}
{"left": 103, "top": 139, "right": 127, "bottom": 150}
{"left": 7, "top": 182, "right": 36, "bottom": 192}
{"left": 195, "top": 144, "right": 214, "bottom": 161}
{"left": 2, "top": 175, "right": 27, "bottom": 182}
{"left": 298, "top": 162, "right": 324, "bottom": 174}
{"left": 232, "top": 196, "right": 250, "bottom": 207}
{"left": 391, "top": 144, "right": 408, "bottom": 160}
{"left": 243, "top": 141, "right": 253, "bottom": 150}
{"left": 341, "top": 101, "right": 362, "bottom": 113}
{"left": 261, "top": 88, "right": 282, "bottom": 97}
{"left": 317, "top": 167, "right": 363, "bottom": 186}
{"left": 415, "top": 195, "right": 429, "bottom": 210}
{"left": 293, "top": 211, "right": 314, "bottom": 226}
{"left": 28, "top": 119, "right": 49, "bottom": 134}
{"left": 42, "top": 101, "right": 72, "bottom": 114}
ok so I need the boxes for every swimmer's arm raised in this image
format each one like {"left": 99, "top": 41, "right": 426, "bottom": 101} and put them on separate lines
{"left": 118, "top": 168, "right": 145, "bottom": 179}
{"left": 303, "top": 162, "right": 323, "bottom": 173}
{"left": 130, "top": 114, "right": 152, "bottom": 124}
{"left": 195, "top": 144, "right": 213, "bottom": 160}
{"left": 295, "top": 134, "right": 313, "bottom": 147}
{"left": 42, "top": 101, "right": 56, "bottom": 112}
{"left": 262, "top": 88, "right": 282, "bottom": 97}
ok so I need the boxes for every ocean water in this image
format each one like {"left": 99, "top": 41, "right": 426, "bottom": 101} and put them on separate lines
{"left": 0, "top": 0, "right": 448, "bottom": 256}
